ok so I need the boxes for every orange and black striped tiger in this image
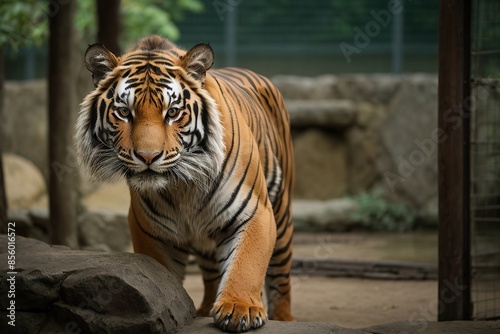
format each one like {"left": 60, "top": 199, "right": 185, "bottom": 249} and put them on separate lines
{"left": 76, "top": 35, "right": 294, "bottom": 332}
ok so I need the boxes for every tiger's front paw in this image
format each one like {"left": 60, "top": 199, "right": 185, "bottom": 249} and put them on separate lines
{"left": 211, "top": 300, "right": 267, "bottom": 333}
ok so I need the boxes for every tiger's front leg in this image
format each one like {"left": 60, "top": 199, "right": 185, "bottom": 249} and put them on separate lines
{"left": 211, "top": 205, "right": 276, "bottom": 333}
{"left": 128, "top": 202, "right": 189, "bottom": 282}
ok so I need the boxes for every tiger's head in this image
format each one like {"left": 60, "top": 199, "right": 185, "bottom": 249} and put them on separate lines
{"left": 76, "top": 36, "right": 225, "bottom": 193}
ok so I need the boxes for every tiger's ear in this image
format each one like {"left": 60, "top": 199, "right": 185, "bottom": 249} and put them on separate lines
{"left": 85, "top": 44, "right": 119, "bottom": 86}
{"left": 181, "top": 44, "right": 214, "bottom": 84}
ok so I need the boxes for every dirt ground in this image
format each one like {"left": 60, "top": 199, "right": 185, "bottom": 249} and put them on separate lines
{"left": 184, "top": 232, "right": 438, "bottom": 329}
{"left": 83, "top": 182, "right": 439, "bottom": 329}
{"left": 184, "top": 275, "right": 437, "bottom": 329}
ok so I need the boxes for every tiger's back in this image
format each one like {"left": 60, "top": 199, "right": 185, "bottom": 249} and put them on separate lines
{"left": 77, "top": 35, "right": 294, "bottom": 332}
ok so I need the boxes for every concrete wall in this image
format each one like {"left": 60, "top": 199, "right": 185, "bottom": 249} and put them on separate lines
{"left": 273, "top": 74, "right": 438, "bottom": 210}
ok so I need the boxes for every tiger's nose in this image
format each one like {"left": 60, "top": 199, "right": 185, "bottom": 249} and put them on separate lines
{"left": 135, "top": 150, "right": 162, "bottom": 165}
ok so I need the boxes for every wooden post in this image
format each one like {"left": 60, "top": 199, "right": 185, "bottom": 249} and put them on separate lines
{"left": 96, "top": 0, "right": 121, "bottom": 55}
{"left": 48, "top": 1, "right": 78, "bottom": 248}
{"left": 438, "top": 0, "right": 471, "bottom": 321}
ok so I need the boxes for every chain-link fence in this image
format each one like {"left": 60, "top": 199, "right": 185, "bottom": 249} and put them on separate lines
{"left": 5, "top": 0, "right": 439, "bottom": 80}
{"left": 176, "top": 0, "right": 438, "bottom": 76}
{"left": 470, "top": 0, "right": 500, "bottom": 321}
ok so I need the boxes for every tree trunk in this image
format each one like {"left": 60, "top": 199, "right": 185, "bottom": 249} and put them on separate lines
{"left": 0, "top": 47, "right": 7, "bottom": 231}
{"left": 48, "top": 1, "right": 78, "bottom": 248}
{"left": 97, "top": 0, "right": 121, "bottom": 54}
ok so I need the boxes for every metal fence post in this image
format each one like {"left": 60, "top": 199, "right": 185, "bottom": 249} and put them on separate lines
{"left": 224, "top": 3, "right": 237, "bottom": 67}
{"left": 392, "top": 0, "right": 404, "bottom": 73}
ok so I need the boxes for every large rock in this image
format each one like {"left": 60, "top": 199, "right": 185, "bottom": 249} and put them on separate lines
{"left": 378, "top": 74, "right": 438, "bottom": 208}
{"left": 0, "top": 236, "right": 196, "bottom": 334}
{"left": 333, "top": 74, "right": 401, "bottom": 104}
{"left": 78, "top": 210, "right": 131, "bottom": 252}
{"left": 272, "top": 74, "right": 401, "bottom": 104}
{"left": 346, "top": 127, "right": 381, "bottom": 193}
{"left": 287, "top": 100, "right": 357, "bottom": 129}
{"left": 293, "top": 129, "right": 347, "bottom": 199}
{"left": 3, "top": 153, "right": 47, "bottom": 210}
{"left": 273, "top": 75, "right": 339, "bottom": 100}
{"left": 6, "top": 209, "right": 50, "bottom": 242}
{"left": 345, "top": 101, "right": 387, "bottom": 194}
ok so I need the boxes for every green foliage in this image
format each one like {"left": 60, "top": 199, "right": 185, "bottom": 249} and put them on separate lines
{"left": 350, "top": 193, "right": 417, "bottom": 232}
{"left": 232, "top": 0, "right": 438, "bottom": 45}
{"left": 74, "top": 0, "right": 95, "bottom": 41}
{"left": 0, "top": 1, "right": 48, "bottom": 51}
{"left": 121, "top": 0, "right": 179, "bottom": 47}
{"left": 76, "top": 0, "right": 204, "bottom": 49}
{"left": 159, "top": 0, "right": 204, "bottom": 21}
{"left": 1, "top": 0, "right": 203, "bottom": 52}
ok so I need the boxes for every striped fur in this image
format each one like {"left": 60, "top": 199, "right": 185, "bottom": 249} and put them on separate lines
{"left": 76, "top": 35, "right": 294, "bottom": 332}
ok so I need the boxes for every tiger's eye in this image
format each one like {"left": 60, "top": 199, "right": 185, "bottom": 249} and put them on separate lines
{"left": 116, "top": 107, "right": 130, "bottom": 118}
{"left": 167, "top": 108, "right": 180, "bottom": 118}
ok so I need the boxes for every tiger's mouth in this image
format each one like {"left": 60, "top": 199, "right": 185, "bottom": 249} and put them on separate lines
{"left": 136, "top": 169, "right": 160, "bottom": 176}
{"left": 127, "top": 168, "right": 164, "bottom": 178}
{"left": 126, "top": 168, "right": 171, "bottom": 192}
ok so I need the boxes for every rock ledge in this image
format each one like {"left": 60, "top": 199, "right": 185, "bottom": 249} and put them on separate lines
{"left": 0, "top": 235, "right": 195, "bottom": 334}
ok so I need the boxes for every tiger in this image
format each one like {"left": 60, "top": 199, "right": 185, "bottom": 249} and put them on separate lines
{"left": 76, "top": 35, "right": 295, "bottom": 333}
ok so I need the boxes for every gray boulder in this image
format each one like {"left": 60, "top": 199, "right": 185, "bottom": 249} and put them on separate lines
{"left": 78, "top": 210, "right": 131, "bottom": 252}
{"left": 6, "top": 209, "right": 50, "bottom": 242}
{"left": 0, "top": 236, "right": 195, "bottom": 334}
{"left": 272, "top": 75, "right": 329, "bottom": 100}
{"left": 333, "top": 74, "right": 401, "bottom": 104}
{"left": 379, "top": 74, "right": 438, "bottom": 207}
{"left": 3, "top": 153, "right": 47, "bottom": 210}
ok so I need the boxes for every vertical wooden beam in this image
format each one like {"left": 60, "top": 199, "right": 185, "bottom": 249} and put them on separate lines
{"left": 96, "top": 0, "right": 121, "bottom": 55}
{"left": 48, "top": 1, "right": 78, "bottom": 248}
{"left": 438, "top": 0, "right": 471, "bottom": 321}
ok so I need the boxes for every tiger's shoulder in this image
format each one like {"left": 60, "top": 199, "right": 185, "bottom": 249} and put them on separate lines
{"left": 206, "top": 67, "right": 288, "bottom": 121}
{"left": 209, "top": 67, "right": 280, "bottom": 96}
